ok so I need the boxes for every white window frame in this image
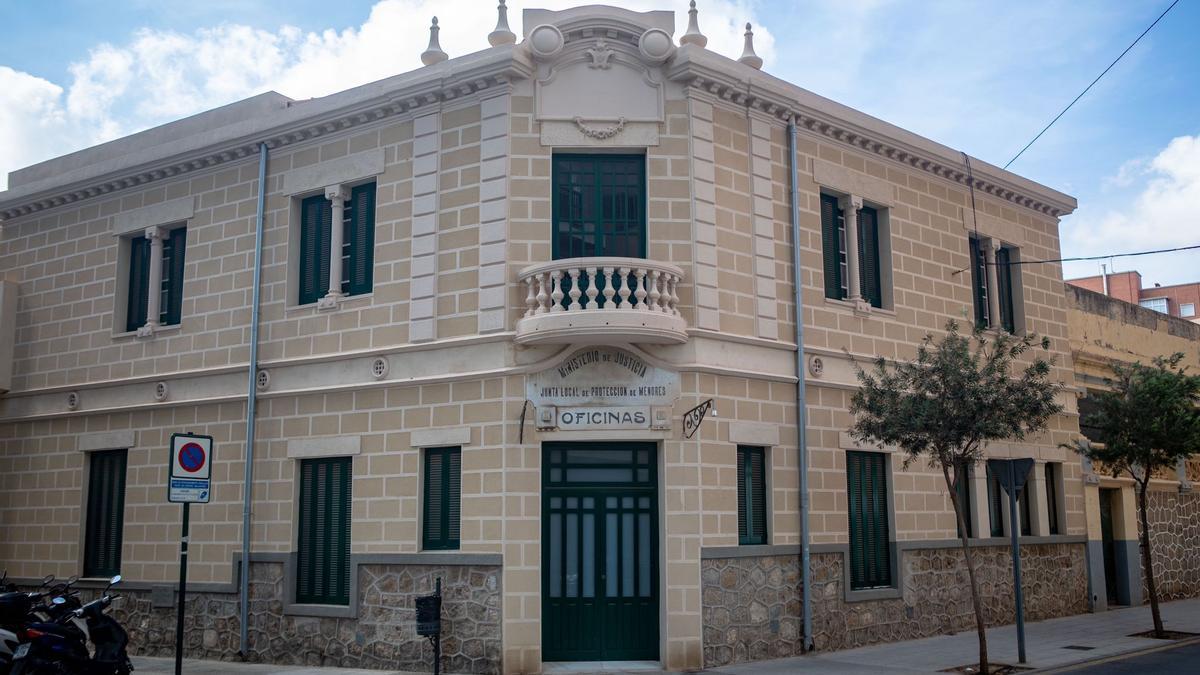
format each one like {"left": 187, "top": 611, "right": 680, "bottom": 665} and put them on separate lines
{"left": 1139, "top": 297, "right": 1169, "bottom": 314}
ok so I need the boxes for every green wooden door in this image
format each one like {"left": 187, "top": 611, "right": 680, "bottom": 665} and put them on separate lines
{"left": 543, "top": 443, "right": 658, "bottom": 662}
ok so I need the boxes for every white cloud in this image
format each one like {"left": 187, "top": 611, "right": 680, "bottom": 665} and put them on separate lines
{"left": 1061, "top": 134, "right": 1200, "bottom": 285}
{"left": 0, "top": 0, "right": 773, "bottom": 190}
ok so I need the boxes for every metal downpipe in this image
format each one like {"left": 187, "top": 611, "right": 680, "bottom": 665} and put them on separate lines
{"left": 788, "top": 118, "right": 814, "bottom": 652}
{"left": 239, "top": 142, "right": 269, "bottom": 656}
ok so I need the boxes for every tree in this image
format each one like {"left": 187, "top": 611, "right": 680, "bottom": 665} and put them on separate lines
{"left": 847, "top": 320, "right": 1063, "bottom": 674}
{"left": 1071, "top": 353, "right": 1200, "bottom": 638}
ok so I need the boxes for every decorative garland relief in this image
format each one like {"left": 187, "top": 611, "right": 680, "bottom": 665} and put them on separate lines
{"left": 573, "top": 116, "right": 626, "bottom": 140}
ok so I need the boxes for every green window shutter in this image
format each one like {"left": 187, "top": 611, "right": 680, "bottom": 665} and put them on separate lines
{"left": 1046, "top": 463, "right": 1060, "bottom": 535}
{"left": 1019, "top": 484, "right": 1032, "bottom": 536}
{"left": 968, "top": 237, "right": 989, "bottom": 329}
{"left": 160, "top": 228, "right": 187, "bottom": 326}
{"left": 954, "top": 461, "right": 973, "bottom": 539}
{"left": 298, "top": 194, "right": 332, "bottom": 305}
{"left": 737, "top": 446, "right": 767, "bottom": 545}
{"left": 821, "top": 194, "right": 845, "bottom": 300}
{"left": 343, "top": 183, "right": 376, "bottom": 296}
{"left": 847, "top": 451, "right": 891, "bottom": 589}
{"left": 84, "top": 449, "right": 127, "bottom": 577}
{"left": 997, "top": 247, "right": 1015, "bottom": 332}
{"left": 552, "top": 155, "right": 645, "bottom": 260}
{"left": 126, "top": 237, "right": 151, "bottom": 332}
{"left": 423, "top": 447, "right": 462, "bottom": 551}
{"left": 986, "top": 464, "right": 1004, "bottom": 536}
{"left": 858, "top": 206, "right": 883, "bottom": 308}
{"left": 296, "top": 457, "right": 352, "bottom": 605}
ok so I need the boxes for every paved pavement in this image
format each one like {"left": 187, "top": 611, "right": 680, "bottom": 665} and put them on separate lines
{"left": 132, "top": 597, "right": 1200, "bottom": 674}
{"left": 1041, "top": 637, "right": 1200, "bottom": 673}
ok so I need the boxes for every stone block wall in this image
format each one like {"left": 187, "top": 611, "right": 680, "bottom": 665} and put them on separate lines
{"left": 701, "top": 543, "right": 1088, "bottom": 667}
{"left": 1141, "top": 489, "right": 1200, "bottom": 602}
{"left": 113, "top": 561, "right": 501, "bottom": 673}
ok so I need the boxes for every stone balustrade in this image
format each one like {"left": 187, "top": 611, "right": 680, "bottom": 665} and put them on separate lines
{"left": 515, "top": 257, "right": 688, "bottom": 345}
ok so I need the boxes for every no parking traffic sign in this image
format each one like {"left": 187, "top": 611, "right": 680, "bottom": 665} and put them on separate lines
{"left": 168, "top": 432, "right": 213, "bottom": 503}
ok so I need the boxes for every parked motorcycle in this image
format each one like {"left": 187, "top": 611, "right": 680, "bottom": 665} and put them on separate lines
{"left": 7, "top": 575, "right": 133, "bottom": 675}
{"left": 1, "top": 574, "right": 57, "bottom": 672}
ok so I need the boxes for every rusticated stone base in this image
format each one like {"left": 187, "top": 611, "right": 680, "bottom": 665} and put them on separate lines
{"left": 1141, "top": 490, "right": 1200, "bottom": 601}
{"left": 701, "top": 543, "right": 1088, "bottom": 667}
{"left": 109, "top": 562, "right": 501, "bottom": 673}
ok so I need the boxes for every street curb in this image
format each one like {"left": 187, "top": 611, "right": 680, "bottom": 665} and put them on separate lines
{"left": 1033, "top": 635, "right": 1200, "bottom": 673}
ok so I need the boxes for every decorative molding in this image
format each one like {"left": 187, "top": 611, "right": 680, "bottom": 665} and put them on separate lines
{"left": 573, "top": 116, "right": 626, "bottom": 140}
{"left": 286, "top": 435, "right": 362, "bottom": 459}
{"left": 585, "top": 40, "right": 614, "bottom": 69}
{"left": 111, "top": 197, "right": 195, "bottom": 236}
{"left": 812, "top": 158, "right": 894, "bottom": 207}
{"left": 154, "top": 381, "right": 169, "bottom": 402}
{"left": 411, "top": 427, "right": 472, "bottom": 448}
{"left": 281, "top": 149, "right": 385, "bottom": 196}
{"left": 78, "top": 430, "right": 136, "bottom": 452}
{"left": 727, "top": 421, "right": 779, "bottom": 447}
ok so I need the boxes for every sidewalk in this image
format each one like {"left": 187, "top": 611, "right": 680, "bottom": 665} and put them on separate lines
{"left": 132, "top": 597, "right": 1200, "bottom": 674}
{"left": 710, "top": 597, "right": 1200, "bottom": 674}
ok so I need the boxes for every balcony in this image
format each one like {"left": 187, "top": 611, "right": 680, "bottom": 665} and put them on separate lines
{"left": 515, "top": 257, "right": 687, "bottom": 345}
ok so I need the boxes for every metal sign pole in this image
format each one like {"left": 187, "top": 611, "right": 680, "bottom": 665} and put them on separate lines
{"left": 175, "top": 501, "right": 190, "bottom": 675}
{"left": 1007, "top": 461, "right": 1027, "bottom": 664}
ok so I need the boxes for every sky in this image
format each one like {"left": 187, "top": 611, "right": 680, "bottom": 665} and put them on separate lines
{"left": 1, "top": 0, "right": 1197, "bottom": 286}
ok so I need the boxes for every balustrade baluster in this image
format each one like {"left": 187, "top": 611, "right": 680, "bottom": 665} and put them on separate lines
{"left": 617, "top": 267, "right": 632, "bottom": 309}
{"left": 524, "top": 276, "right": 536, "bottom": 317}
{"left": 550, "top": 270, "right": 564, "bottom": 312}
{"left": 585, "top": 267, "right": 599, "bottom": 310}
{"left": 567, "top": 268, "right": 582, "bottom": 311}
{"left": 534, "top": 272, "right": 548, "bottom": 315}
{"left": 668, "top": 274, "right": 680, "bottom": 315}
{"left": 602, "top": 267, "right": 616, "bottom": 309}
{"left": 648, "top": 269, "right": 661, "bottom": 312}
{"left": 633, "top": 268, "right": 647, "bottom": 310}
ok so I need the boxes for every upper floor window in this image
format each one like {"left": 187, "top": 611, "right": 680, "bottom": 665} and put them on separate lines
{"left": 821, "top": 193, "right": 887, "bottom": 309}
{"left": 969, "top": 236, "right": 1020, "bottom": 333}
{"left": 1181, "top": 303, "right": 1196, "bottom": 318}
{"left": 1139, "top": 297, "right": 1169, "bottom": 314}
{"left": 125, "top": 226, "right": 186, "bottom": 334}
{"left": 298, "top": 182, "right": 376, "bottom": 307}
{"left": 552, "top": 154, "right": 645, "bottom": 259}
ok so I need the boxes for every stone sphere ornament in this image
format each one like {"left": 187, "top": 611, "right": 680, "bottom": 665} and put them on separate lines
{"left": 528, "top": 24, "right": 564, "bottom": 60}
{"left": 638, "top": 28, "right": 675, "bottom": 63}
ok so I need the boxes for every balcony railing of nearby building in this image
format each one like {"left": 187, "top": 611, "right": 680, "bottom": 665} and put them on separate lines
{"left": 515, "top": 257, "right": 687, "bottom": 345}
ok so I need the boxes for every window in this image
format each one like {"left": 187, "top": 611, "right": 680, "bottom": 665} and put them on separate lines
{"left": 953, "top": 461, "right": 973, "bottom": 539}
{"left": 1019, "top": 487, "right": 1032, "bottom": 536}
{"left": 423, "top": 447, "right": 461, "bottom": 551}
{"left": 125, "top": 227, "right": 186, "bottom": 332}
{"left": 737, "top": 446, "right": 768, "bottom": 545}
{"left": 821, "top": 194, "right": 883, "bottom": 308}
{"left": 1078, "top": 392, "right": 1105, "bottom": 443}
{"left": 1181, "top": 303, "right": 1196, "bottom": 318}
{"left": 84, "top": 449, "right": 127, "bottom": 577}
{"left": 298, "top": 182, "right": 376, "bottom": 306}
{"left": 296, "top": 457, "right": 352, "bottom": 605}
{"left": 1045, "top": 463, "right": 1061, "bottom": 535}
{"left": 1139, "top": 297, "right": 1168, "bottom": 314}
{"left": 552, "top": 154, "right": 645, "bottom": 259}
{"left": 969, "top": 236, "right": 1018, "bottom": 332}
{"left": 986, "top": 463, "right": 1004, "bottom": 537}
{"left": 846, "top": 451, "right": 891, "bottom": 589}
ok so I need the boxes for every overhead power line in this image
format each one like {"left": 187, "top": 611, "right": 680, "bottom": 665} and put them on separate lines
{"left": 1003, "top": 0, "right": 1181, "bottom": 169}
{"left": 954, "top": 243, "right": 1200, "bottom": 275}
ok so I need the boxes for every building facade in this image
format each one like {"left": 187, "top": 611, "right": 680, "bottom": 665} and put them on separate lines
{"left": 0, "top": 5, "right": 1085, "bottom": 673}
{"left": 1067, "top": 284, "right": 1200, "bottom": 612}
{"left": 1068, "top": 270, "right": 1200, "bottom": 323}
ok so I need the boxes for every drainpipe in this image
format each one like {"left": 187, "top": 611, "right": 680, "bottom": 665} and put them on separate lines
{"left": 239, "top": 142, "right": 269, "bottom": 656}
{"left": 788, "top": 117, "right": 814, "bottom": 652}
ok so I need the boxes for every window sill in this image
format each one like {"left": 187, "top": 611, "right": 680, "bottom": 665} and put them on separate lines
{"left": 111, "top": 324, "right": 182, "bottom": 341}
{"left": 283, "top": 602, "right": 355, "bottom": 619}
{"left": 845, "top": 585, "right": 901, "bottom": 603}
{"left": 287, "top": 292, "right": 373, "bottom": 315}
{"left": 823, "top": 297, "right": 895, "bottom": 318}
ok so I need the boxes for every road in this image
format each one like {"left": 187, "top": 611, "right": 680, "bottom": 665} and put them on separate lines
{"left": 1060, "top": 638, "right": 1200, "bottom": 673}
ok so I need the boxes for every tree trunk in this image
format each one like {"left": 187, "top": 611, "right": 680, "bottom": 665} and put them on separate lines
{"left": 1136, "top": 480, "right": 1165, "bottom": 637}
{"left": 944, "top": 463, "right": 989, "bottom": 674}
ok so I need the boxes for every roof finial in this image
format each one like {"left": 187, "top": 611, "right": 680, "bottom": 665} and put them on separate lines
{"left": 488, "top": 0, "right": 516, "bottom": 47}
{"left": 738, "top": 22, "right": 762, "bottom": 69}
{"left": 680, "top": 1, "right": 708, "bottom": 48}
{"left": 421, "top": 17, "right": 448, "bottom": 66}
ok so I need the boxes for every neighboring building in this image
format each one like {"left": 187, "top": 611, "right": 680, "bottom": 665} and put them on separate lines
{"left": 1067, "top": 284, "right": 1200, "bottom": 612}
{"left": 0, "top": 5, "right": 1084, "bottom": 673}
{"left": 1068, "top": 270, "right": 1200, "bottom": 323}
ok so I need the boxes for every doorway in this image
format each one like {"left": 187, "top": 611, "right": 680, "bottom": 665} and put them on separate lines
{"left": 1099, "top": 488, "right": 1120, "bottom": 606}
{"left": 542, "top": 442, "right": 659, "bottom": 662}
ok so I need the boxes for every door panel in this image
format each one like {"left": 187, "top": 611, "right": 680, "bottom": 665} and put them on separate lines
{"left": 1100, "top": 488, "right": 1120, "bottom": 606}
{"left": 543, "top": 443, "right": 658, "bottom": 662}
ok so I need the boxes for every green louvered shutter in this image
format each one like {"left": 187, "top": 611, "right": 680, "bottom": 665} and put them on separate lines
{"left": 986, "top": 464, "right": 1004, "bottom": 536}
{"left": 296, "top": 457, "right": 352, "bottom": 605}
{"left": 299, "top": 195, "right": 332, "bottom": 305}
{"left": 738, "top": 446, "right": 767, "bottom": 545}
{"left": 160, "top": 228, "right": 187, "bottom": 326}
{"left": 343, "top": 183, "right": 375, "bottom": 297}
{"left": 968, "top": 237, "right": 989, "bottom": 329}
{"left": 1046, "top": 463, "right": 1060, "bottom": 535}
{"left": 996, "top": 247, "right": 1015, "bottom": 332}
{"left": 954, "top": 461, "right": 973, "bottom": 539}
{"left": 423, "top": 447, "right": 461, "bottom": 551}
{"left": 821, "top": 194, "right": 844, "bottom": 300}
{"left": 84, "top": 449, "right": 127, "bottom": 577}
{"left": 126, "top": 237, "right": 151, "bottom": 332}
{"left": 847, "top": 451, "right": 891, "bottom": 589}
{"left": 1019, "top": 485, "right": 1032, "bottom": 536}
{"left": 858, "top": 206, "right": 883, "bottom": 308}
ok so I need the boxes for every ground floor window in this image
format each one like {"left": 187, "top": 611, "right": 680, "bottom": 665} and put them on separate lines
{"left": 846, "top": 450, "right": 891, "bottom": 589}
{"left": 423, "top": 446, "right": 461, "bottom": 551}
{"left": 296, "top": 457, "right": 352, "bottom": 605}
{"left": 737, "top": 445, "right": 767, "bottom": 545}
{"left": 84, "top": 449, "right": 127, "bottom": 577}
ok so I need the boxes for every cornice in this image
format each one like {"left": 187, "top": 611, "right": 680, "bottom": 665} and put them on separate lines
{"left": 667, "top": 47, "right": 1077, "bottom": 220}
{"left": 0, "top": 49, "right": 533, "bottom": 223}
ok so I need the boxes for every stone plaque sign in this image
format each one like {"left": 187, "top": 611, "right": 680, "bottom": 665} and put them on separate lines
{"left": 557, "top": 406, "right": 651, "bottom": 430}
{"left": 528, "top": 347, "right": 680, "bottom": 407}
